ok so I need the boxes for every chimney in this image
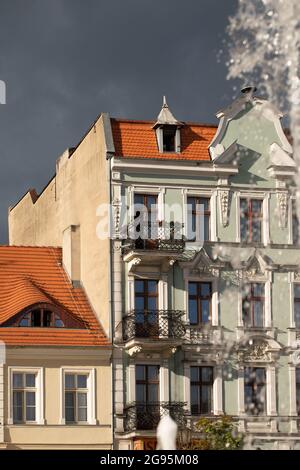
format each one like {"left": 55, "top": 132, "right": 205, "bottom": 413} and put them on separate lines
{"left": 62, "top": 225, "right": 81, "bottom": 286}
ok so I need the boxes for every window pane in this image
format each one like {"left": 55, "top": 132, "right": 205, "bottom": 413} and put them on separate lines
{"left": 134, "top": 280, "right": 144, "bottom": 293}
{"left": 252, "top": 200, "right": 262, "bottom": 213}
{"left": 26, "top": 391, "right": 35, "bottom": 406}
{"left": 240, "top": 199, "right": 248, "bottom": 212}
{"left": 77, "top": 375, "right": 87, "bottom": 389}
{"left": 65, "top": 374, "right": 75, "bottom": 390}
{"left": 253, "top": 301, "right": 264, "bottom": 327}
{"left": 26, "top": 406, "right": 36, "bottom": 422}
{"left": 77, "top": 392, "right": 87, "bottom": 407}
{"left": 201, "top": 300, "right": 210, "bottom": 323}
{"left": 136, "top": 384, "right": 146, "bottom": 402}
{"left": 65, "top": 407, "right": 75, "bottom": 423}
{"left": 25, "top": 374, "right": 36, "bottom": 388}
{"left": 54, "top": 314, "right": 64, "bottom": 328}
{"left": 253, "top": 283, "right": 264, "bottom": 296}
{"left": 188, "top": 299, "right": 198, "bottom": 324}
{"left": 13, "top": 391, "right": 23, "bottom": 422}
{"left": 32, "top": 309, "right": 41, "bottom": 327}
{"left": 147, "top": 297, "right": 157, "bottom": 311}
{"left": 19, "top": 313, "right": 30, "bottom": 327}
{"left": 136, "top": 365, "right": 145, "bottom": 381}
{"left": 188, "top": 282, "right": 197, "bottom": 295}
{"left": 201, "top": 283, "right": 211, "bottom": 296}
{"left": 147, "top": 281, "right": 158, "bottom": 294}
{"left": 13, "top": 373, "right": 23, "bottom": 389}
{"left": 190, "top": 367, "right": 199, "bottom": 381}
{"left": 201, "top": 385, "right": 211, "bottom": 413}
{"left": 78, "top": 407, "right": 87, "bottom": 422}
{"left": 240, "top": 216, "right": 248, "bottom": 242}
{"left": 148, "top": 384, "right": 159, "bottom": 402}
{"left": 135, "top": 297, "right": 145, "bottom": 310}
{"left": 252, "top": 220, "right": 262, "bottom": 242}
{"left": 43, "top": 310, "right": 52, "bottom": 327}
{"left": 201, "top": 367, "right": 213, "bottom": 383}
{"left": 65, "top": 391, "right": 75, "bottom": 407}
{"left": 191, "top": 385, "right": 199, "bottom": 415}
{"left": 148, "top": 366, "right": 159, "bottom": 381}
{"left": 199, "top": 197, "right": 210, "bottom": 211}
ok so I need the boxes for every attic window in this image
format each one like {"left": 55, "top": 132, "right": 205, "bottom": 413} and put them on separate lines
{"left": 18, "top": 308, "right": 65, "bottom": 328}
{"left": 163, "top": 126, "right": 176, "bottom": 152}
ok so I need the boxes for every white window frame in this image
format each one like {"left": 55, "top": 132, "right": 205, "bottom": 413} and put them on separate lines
{"left": 128, "top": 186, "right": 165, "bottom": 226}
{"left": 8, "top": 366, "right": 45, "bottom": 425}
{"left": 237, "top": 364, "right": 276, "bottom": 417}
{"left": 184, "top": 275, "right": 219, "bottom": 326}
{"left": 182, "top": 189, "right": 217, "bottom": 242}
{"left": 156, "top": 127, "right": 181, "bottom": 154}
{"left": 128, "top": 361, "right": 165, "bottom": 403}
{"left": 183, "top": 364, "right": 223, "bottom": 416}
{"left": 128, "top": 273, "right": 168, "bottom": 312}
{"left": 60, "top": 367, "right": 96, "bottom": 425}
{"left": 237, "top": 275, "right": 272, "bottom": 329}
{"left": 236, "top": 192, "right": 270, "bottom": 246}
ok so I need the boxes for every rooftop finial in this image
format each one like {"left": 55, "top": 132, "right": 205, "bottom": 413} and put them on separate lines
{"left": 153, "top": 96, "right": 183, "bottom": 129}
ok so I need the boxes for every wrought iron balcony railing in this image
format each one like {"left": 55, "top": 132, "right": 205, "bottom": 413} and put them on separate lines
{"left": 124, "top": 401, "right": 187, "bottom": 432}
{"left": 122, "top": 221, "right": 185, "bottom": 253}
{"left": 123, "top": 310, "right": 186, "bottom": 342}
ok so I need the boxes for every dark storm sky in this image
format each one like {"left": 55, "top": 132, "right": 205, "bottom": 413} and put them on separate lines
{"left": 0, "top": 0, "right": 238, "bottom": 244}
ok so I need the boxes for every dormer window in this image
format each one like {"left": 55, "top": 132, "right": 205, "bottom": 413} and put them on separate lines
{"left": 3, "top": 303, "right": 85, "bottom": 329}
{"left": 153, "top": 96, "right": 183, "bottom": 154}
{"left": 163, "top": 126, "right": 176, "bottom": 152}
{"left": 18, "top": 308, "right": 65, "bottom": 328}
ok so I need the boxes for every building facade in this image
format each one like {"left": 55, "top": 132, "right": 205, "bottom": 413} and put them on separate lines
{"left": 0, "top": 247, "right": 112, "bottom": 449}
{"left": 8, "top": 88, "right": 300, "bottom": 450}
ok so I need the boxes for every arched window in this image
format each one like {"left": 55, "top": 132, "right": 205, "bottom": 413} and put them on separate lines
{"left": 18, "top": 307, "right": 65, "bottom": 328}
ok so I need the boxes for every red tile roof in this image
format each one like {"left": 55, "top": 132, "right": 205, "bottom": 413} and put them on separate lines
{"left": 111, "top": 119, "right": 217, "bottom": 161}
{"left": 0, "top": 246, "right": 110, "bottom": 347}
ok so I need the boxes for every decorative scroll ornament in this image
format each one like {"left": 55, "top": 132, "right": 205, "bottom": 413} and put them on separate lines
{"left": 238, "top": 339, "right": 271, "bottom": 362}
{"left": 127, "top": 345, "right": 142, "bottom": 357}
{"left": 112, "top": 197, "right": 122, "bottom": 237}
{"left": 294, "top": 271, "right": 300, "bottom": 282}
{"left": 245, "top": 258, "right": 264, "bottom": 278}
{"left": 277, "top": 191, "right": 288, "bottom": 229}
{"left": 219, "top": 189, "right": 230, "bottom": 227}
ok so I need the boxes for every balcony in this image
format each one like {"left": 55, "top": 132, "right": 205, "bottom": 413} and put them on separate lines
{"left": 122, "top": 222, "right": 185, "bottom": 269}
{"left": 124, "top": 402, "right": 187, "bottom": 433}
{"left": 123, "top": 310, "right": 186, "bottom": 350}
{"left": 184, "top": 325, "right": 222, "bottom": 345}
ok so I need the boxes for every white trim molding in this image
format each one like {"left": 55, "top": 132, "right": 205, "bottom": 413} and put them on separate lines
{"left": 59, "top": 367, "right": 97, "bottom": 425}
{"left": 8, "top": 366, "right": 45, "bottom": 425}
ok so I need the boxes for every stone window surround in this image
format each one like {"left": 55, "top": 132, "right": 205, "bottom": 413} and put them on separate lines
{"left": 183, "top": 275, "right": 219, "bottom": 326}
{"left": 128, "top": 186, "right": 166, "bottom": 226}
{"left": 59, "top": 367, "right": 96, "bottom": 425}
{"left": 7, "top": 366, "right": 45, "bottom": 425}
{"left": 235, "top": 191, "right": 270, "bottom": 246}
{"left": 182, "top": 188, "right": 217, "bottom": 242}
{"left": 183, "top": 363, "right": 223, "bottom": 416}
{"left": 237, "top": 271, "right": 272, "bottom": 329}
{"left": 127, "top": 359, "right": 169, "bottom": 404}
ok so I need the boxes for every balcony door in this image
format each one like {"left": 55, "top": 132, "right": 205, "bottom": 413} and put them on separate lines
{"left": 136, "top": 365, "right": 160, "bottom": 430}
{"left": 134, "top": 193, "right": 158, "bottom": 248}
{"left": 134, "top": 279, "right": 159, "bottom": 337}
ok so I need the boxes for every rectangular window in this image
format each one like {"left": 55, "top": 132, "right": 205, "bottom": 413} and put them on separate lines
{"left": 134, "top": 193, "right": 158, "bottom": 245}
{"left": 190, "top": 366, "right": 213, "bottom": 415}
{"left": 240, "top": 198, "right": 263, "bottom": 243}
{"left": 242, "top": 283, "right": 265, "bottom": 327}
{"left": 296, "top": 369, "right": 300, "bottom": 415}
{"left": 188, "top": 282, "right": 212, "bottom": 325}
{"left": 12, "top": 372, "right": 36, "bottom": 423}
{"left": 292, "top": 200, "right": 299, "bottom": 246}
{"left": 187, "top": 196, "right": 210, "bottom": 242}
{"left": 134, "top": 279, "right": 159, "bottom": 336}
{"left": 162, "top": 126, "right": 176, "bottom": 152}
{"left": 294, "top": 285, "right": 300, "bottom": 329}
{"left": 65, "top": 373, "right": 88, "bottom": 424}
{"left": 244, "top": 367, "right": 266, "bottom": 415}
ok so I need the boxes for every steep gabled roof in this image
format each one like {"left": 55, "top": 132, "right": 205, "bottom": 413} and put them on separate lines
{"left": 0, "top": 246, "right": 109, "bottom": 347}
{"left": 111, "top": 119, "right": 216, "bottom": 161}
